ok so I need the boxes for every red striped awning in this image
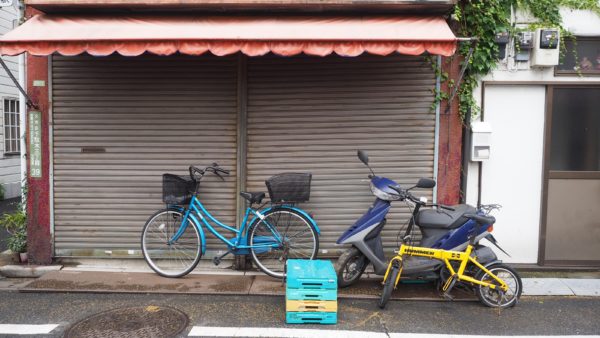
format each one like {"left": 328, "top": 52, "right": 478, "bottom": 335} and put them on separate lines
{"left": 0, "top": 14, "right": 457, "bottom": 57}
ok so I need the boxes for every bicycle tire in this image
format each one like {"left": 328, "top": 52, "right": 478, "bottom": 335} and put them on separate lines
{"left": 379, "top": 263, "right": 400, "bottom": 309}
{"left": 141, "top": 208, "right": 202, "bottom": 278}
{"left": 248, "top": 207, "right": 318, "bottom": 279}
{"left": 475, "top": 263, "right": 522, "bottom": 308}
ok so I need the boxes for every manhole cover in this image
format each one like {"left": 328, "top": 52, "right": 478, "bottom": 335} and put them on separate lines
{"left": 65, "top": 305, "right": 189, "bottom": 338}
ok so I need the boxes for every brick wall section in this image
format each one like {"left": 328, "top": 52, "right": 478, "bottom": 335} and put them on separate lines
{"left": 436, "top": 54, "right": 463, "bottom": 206}
{"left": 25, "top": 7, "right": 52, "bottom": 264}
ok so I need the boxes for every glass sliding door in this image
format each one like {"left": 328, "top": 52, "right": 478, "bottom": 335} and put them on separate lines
{"left": 541, "top": 86, "right": 600, "bottom": 265}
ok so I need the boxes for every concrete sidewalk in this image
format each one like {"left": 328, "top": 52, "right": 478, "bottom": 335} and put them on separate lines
{"left": 2, "top": 266, "right": 598, "bottom": 298}
{"left": 2, "top": 257, "right": 599, "bottom": 297}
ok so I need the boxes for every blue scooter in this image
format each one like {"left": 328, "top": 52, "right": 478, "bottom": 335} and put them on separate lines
{"left": 335, "top": 150, "right": 508, "bottom": 287}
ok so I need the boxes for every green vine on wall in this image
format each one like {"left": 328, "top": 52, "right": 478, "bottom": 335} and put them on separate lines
{"left": 447, "top": 0, "right": 600, "bottom": 120}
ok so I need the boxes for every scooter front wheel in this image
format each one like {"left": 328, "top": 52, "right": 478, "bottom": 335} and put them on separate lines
{"left": 335, "top": 247, "right": 368, "bottom": 288}
{"left": 379, "top": 263, "right": 400, "bottom": 309}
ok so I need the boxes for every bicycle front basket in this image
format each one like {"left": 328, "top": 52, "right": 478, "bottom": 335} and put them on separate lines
{"left": 162, "top": 174, "right": 195, "bottom": 205}
{"left": 265, "top": 172, "right": 311, "bottom": 203}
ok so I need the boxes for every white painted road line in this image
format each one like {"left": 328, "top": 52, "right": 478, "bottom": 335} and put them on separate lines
{"left": 0, "top": 324, "right": 59, "bottom": 335}
{"left": 389, "top": 335, "right": 600, "bottom": 338}
{"left": 188, "top": 327, "right": 600, "bottom": 338}
{"left": 188, "top": 326, "right": 387, "bottom": 337}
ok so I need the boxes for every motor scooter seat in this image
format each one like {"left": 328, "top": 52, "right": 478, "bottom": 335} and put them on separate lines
{"left": 416, "top": 204, "right": 476, "bottom": 229}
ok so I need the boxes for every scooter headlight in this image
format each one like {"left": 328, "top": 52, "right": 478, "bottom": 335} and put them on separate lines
{"left": 370, "top": 182, "right": 400, "bottom": 201}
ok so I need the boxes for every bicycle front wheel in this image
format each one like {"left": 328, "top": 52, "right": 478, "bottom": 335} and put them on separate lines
{"left": 248, "top": 207, "right": 318, "bottom": 279}
{"left": 379, "top": 263, "right": 400, "bottom": 309}
{"left": 141, "top": 208, "right": 202, "bottom": 278}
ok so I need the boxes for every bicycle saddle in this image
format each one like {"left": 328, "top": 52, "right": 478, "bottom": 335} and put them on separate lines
{"left": 240, "top": 191, "right": 265, "bottom": 204}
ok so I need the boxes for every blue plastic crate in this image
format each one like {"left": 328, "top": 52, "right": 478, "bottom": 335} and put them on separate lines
{"left": 286, "top": 259, "right": 337, "bottom": 290}
{"left": 286, "top": 311, "right": 337, "bottom": 324}
{"left": 286, "top": 287, "right": 337, "bottom": 301}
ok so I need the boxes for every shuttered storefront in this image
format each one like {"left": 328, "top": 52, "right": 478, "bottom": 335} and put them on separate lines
{"left": 52, "top": 54, "right": 238, "bottom": 256}
{"left": 245, "top": 54, "right": 436, "bottom": 255}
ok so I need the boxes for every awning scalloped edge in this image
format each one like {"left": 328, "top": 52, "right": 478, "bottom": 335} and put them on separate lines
{"left": 0, "top": 40, "right": 457, "bottom": 57}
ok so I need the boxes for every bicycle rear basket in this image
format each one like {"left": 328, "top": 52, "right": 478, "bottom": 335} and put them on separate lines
{"left": 265, "top": 172, "right": 311, "bottom": 203}
{"left": 162, "top": 174, "right": 195, "bottom": 205}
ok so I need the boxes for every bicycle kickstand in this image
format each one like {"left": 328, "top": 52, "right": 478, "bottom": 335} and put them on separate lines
{"left": 212, "top": 250, "right": 232, "bottom": 266}
{"left": 441, "top": 274, "right": 458, "bottom": 301}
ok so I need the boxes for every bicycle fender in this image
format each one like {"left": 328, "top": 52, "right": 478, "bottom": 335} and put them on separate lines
{"left": 169, "top": 205, "right": 206, "bottom": 255}
{"left": 255, "top": 205, "right": 321, "bottom": 234}
{"left": 187, "top": 213, "right": 207, "bottom": 255}
{"left": 482, "top": 260, "right": 503, "bottom": 268}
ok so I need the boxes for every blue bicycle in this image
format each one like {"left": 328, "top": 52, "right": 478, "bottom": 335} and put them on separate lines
{"left": 141, "top": 163, "right": 320, "bottom": 278}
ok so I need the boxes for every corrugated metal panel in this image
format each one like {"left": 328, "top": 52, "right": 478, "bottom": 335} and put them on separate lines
{"left": 246, "top": 54, "right": 435, "bottom": 256}
{"left": 52, "top": 54, "right": 238, "bottom": 256}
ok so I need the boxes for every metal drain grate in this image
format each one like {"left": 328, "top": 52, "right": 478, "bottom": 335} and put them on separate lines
{"left": 65, "top": 305, "right": 189, "bottom": 338}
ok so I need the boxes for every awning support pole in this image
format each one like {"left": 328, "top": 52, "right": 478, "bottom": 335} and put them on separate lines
{"left": 444, "top": 38, "right": 478, "bottom": 115}
{"left": 0, "top": 57, "right": 38, "bottom": 109}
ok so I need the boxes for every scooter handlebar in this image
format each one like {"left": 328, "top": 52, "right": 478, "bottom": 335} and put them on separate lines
{"left": 387, "top": 184, "right": 455, "bottom": 210}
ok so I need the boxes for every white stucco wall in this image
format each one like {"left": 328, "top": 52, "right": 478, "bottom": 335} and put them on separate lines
{"left": 465, "top": 8, "right": 600, "bottom": 264}
{"left": 0, "top": 3, "right": 21, "bottom": 199}
{"left": 478, "top": 86, "right": 546, "bottom": 263}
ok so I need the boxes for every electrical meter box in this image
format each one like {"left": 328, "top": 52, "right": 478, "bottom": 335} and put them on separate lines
{"left": 470, "top": 122, "right": 492, "bottom": 162}
{"left": 516, "top": 31, "right": 533, "bottom": 62}
{"left": 531, "top": 28, "right": 560, "bottom": 67}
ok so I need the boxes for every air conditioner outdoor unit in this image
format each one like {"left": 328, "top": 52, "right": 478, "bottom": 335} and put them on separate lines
{"left": 531, "top": 28, "right": 560, "bottom": 67}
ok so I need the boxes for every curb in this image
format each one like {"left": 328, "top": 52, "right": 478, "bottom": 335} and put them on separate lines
{"left": 0, "top": 265, "right": 63, "bottom": 278}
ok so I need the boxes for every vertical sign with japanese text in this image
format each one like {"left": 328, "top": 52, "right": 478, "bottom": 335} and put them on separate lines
{"left": 29, "top": 111, "right": 42, "bottom": 178}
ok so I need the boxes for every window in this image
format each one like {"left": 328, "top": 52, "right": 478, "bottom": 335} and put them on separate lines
{"left": 555, "top": 37, "right": 600, "bottom": 76}
{"left": 3, "top": 98, "right": 20, "bottom": 155}
{"left": 550, "top": 87, "right": 600, "bottom": 171}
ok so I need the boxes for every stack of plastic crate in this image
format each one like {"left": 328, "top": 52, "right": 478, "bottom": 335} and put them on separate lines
{"left": 285, "top": 259, "right": 337, "bottom": 324}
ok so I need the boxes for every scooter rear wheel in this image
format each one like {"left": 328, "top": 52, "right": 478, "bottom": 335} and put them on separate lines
{"left": 335, "top": 247, "right": 368, "bottom": 288}
{"left": 379, "top": 263, "right": 400, "bottom": 309}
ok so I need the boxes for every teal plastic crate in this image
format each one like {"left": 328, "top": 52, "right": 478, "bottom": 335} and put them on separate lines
{"left": 286, "top": 311, "right": 337, "bottom": 324}
{"left": 286, "top": 259, "right": 337, "bottom": 290}
{"left": 286, "top": 287, "right": 337, "bottom": 301}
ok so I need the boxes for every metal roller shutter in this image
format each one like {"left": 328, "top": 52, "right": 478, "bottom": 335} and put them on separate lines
{"left": 246, "top": 54, "right": 436, "bottom": 256}
{"left": 52, "top": 54, "right": 238, "bottom": 257}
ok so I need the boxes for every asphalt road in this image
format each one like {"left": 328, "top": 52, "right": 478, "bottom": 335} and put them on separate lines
{"left": 0, "top": 291, "right": 598, "bottom": 337}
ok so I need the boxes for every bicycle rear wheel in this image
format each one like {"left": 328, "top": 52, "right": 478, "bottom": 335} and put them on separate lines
{"left": 475, "top": 263, "right": 522, "bottom": 308}
{"left": 141, "top": 208, "right": 202, "bottom": 278}
{"left": 248, "top": 207, "right": 318, "bottom": 279}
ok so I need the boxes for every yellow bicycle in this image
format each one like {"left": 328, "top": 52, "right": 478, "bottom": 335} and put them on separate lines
{"left": 379, "top": 213, "right": 522, "bottom": 309}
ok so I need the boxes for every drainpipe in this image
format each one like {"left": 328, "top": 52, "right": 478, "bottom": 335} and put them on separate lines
{"left": 433, "top": 55, "right": 441, "bottom": 203}
{"left": 459, "top": 107, "right": 472, "bottom": 204}
{"left": 18, "top": 1, "right": 26, "bottom": 204}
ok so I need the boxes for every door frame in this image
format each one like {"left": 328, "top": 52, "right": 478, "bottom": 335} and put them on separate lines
{"left": 538, "top": 84, "right": 600, "bottom": 266}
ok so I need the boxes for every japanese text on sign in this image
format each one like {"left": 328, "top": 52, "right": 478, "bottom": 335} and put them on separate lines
{"left": 29, "top": 111, "right": 42, "bottom": 178}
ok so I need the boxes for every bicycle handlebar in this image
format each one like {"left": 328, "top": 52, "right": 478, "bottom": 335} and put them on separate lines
{"left": 189, "top": 163, "right": 231, "bottom": 181}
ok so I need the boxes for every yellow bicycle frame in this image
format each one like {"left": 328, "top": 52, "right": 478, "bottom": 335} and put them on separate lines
{"left": 382, "top": 244, "right": 509, "bottom": 292}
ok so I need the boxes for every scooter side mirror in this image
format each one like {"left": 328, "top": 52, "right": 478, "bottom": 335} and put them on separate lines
{"left": 416, "top": 178, "right": 436, "bottom": 189}
{"left": 357, "top": 150, "right": 369, "bottom": 166}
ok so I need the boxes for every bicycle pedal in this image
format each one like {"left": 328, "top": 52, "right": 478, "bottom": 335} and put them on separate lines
{"left": 212, "top": 257, "right": 221, "bottom": 266}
